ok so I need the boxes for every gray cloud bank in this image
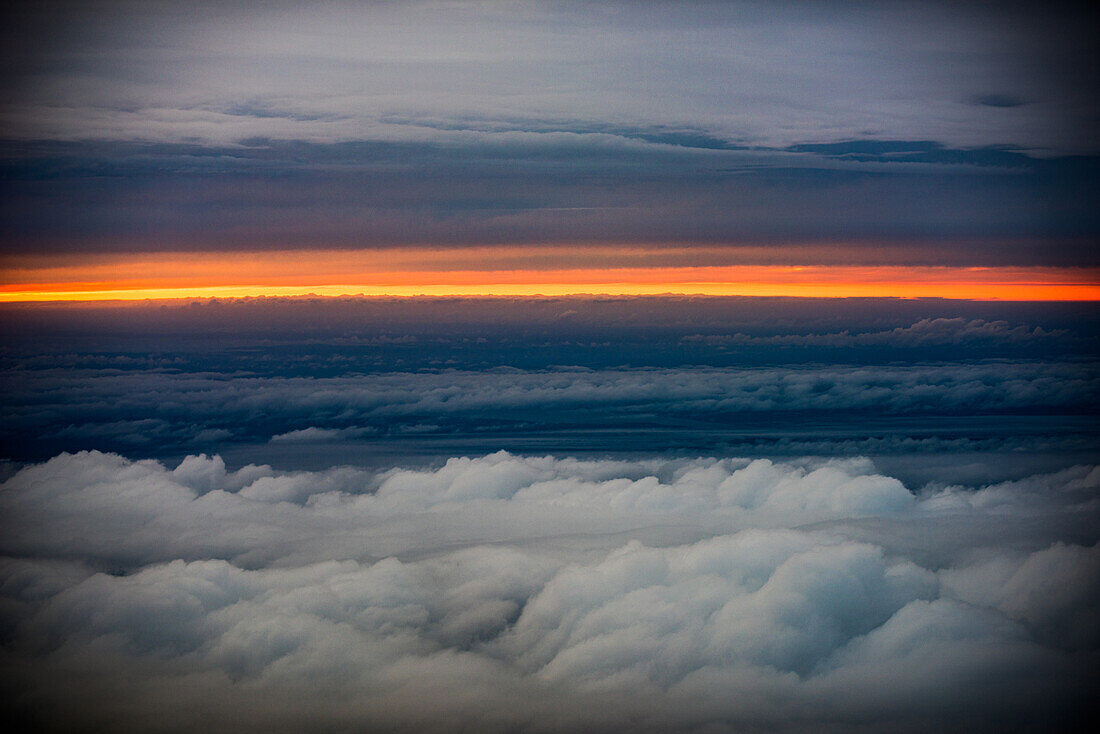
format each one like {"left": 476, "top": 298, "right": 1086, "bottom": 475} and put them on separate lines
{"left": 3, "top": 1, "right": 1095, "bottom": 153}
{"left": 3, "top": 137, "right": 1097, "bottom": 261}
{"left": 1, "top": 450, "right": 1097, "bottom": 732}
{"left": 4, "top": 358, "right": 1097, "bottom": 462}
{"left": 683, "top": 317, "right": 1068, "bottom": 347}
{"left": 3, "top": 299, "right": 1095, "bottom": 464}
{"left": 2, "top": 3, "right": 1098, "bottom": 259}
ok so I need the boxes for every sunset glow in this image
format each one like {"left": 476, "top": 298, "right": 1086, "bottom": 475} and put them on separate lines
{"left": 3, "top": 249, "right": 1098, "bottom": 302}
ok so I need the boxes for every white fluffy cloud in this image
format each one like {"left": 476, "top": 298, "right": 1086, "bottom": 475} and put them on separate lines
{"left": 1, "top": 450, "right": 1097, "bottom": 732}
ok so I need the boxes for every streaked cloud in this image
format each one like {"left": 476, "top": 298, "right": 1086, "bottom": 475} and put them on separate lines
{"left": 682, "top": 317, "right": 1070, "bottom": 347}
{"left": 4, "top": 356, "right": 1097, "bottom": 460}
{"left": 1, "top": 2, "right": 1097, "bottom": 262}
{"left": 3, "top": 2, "right": 1096, "bottom": 152}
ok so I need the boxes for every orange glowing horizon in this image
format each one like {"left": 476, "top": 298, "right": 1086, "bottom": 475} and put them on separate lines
{"left": 2, "top": 248, "right": 1099, "bottom": 302}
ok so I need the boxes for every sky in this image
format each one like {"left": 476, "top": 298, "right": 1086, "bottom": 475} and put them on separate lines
{"left": 1, "top": 0, "right": 1099, "bottom": 298}
{"left": 1, "top": 3, "right": 1099, "bottom": 733}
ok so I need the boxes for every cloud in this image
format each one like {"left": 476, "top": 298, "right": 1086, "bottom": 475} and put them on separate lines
{"left": 3, "top": 449, "right": 1096, "bottom": 568}
{"left": 683, "top": 318, "right": 1069, "bottom": 348}
{"left": 0, "top": 449, "right": 1096, "bottom": 732}
{"left": 4, "top": 300, "right": 1094, "bottom": 474}
{"left": 2, "top": 4, "right": 1098, "bottom": 260}
{"left": 972, "top": 93, "right": 1028, "bottom": 108}
{"left": 3, "top": 2, "right": 1095, "bottom": 153}
{"left": 940, "top": 541, "right": 1100, "bottom": 650}
{"left": 269, "top": 426, "right": 377, "bottom": 443}
{"left": 4, "top": 137, "right": 1097, "bottom": 259}
{"left": 5, "top": 361, "right": 1097, "bottom": 452}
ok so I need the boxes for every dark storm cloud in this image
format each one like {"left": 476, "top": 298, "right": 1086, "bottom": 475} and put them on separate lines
{"left": 1, "top": 450, "right": 1097, "bottom": 732}
{"left": 1, "top": 1, "right": 1097, "bottom": 260}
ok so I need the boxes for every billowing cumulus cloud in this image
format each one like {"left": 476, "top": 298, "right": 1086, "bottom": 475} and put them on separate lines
{"left": 1, "top": 450, "right": 1096, "bottom": 732}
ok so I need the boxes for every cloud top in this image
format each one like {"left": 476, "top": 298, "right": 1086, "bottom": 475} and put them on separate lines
{"left": 1, "top": 450, "right": 1097, "bottom": 732}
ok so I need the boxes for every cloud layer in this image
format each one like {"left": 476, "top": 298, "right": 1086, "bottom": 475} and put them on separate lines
{"left": 4, "top": 2, "right": 1095, "bottom": 152}
{"left": 2, "top": 3, "right": 1097, "bottom": 259}
{"left": 3, "top": 300, "right": 1094, "bottom": 465}
{"left": 683, "top": 317, "right": 1069, "bottom": 347}
{"left": 1, "top": 450, "right": 1097, "bottom": 732}
{"left": 3, "top": 357, "right": 1096, "bottom": 459}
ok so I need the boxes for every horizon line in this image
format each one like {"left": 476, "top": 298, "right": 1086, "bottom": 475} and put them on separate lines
{"left": 3, "top": 256, "right": 1099, "bottom": 303}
